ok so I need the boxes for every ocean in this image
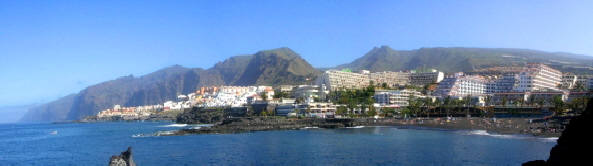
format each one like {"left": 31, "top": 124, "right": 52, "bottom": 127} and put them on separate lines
{"left": 0, "top": 123, "right": 556, "bottom": 165}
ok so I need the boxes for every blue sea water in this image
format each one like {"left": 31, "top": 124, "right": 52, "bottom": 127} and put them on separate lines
{"left": 0, "top": 123, "right": 556, "bottom": 165}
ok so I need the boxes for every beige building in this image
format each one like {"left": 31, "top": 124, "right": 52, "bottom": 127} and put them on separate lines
{"left": 315, "top": 69, "right": 371, "bottom": 91}
{"left": 316, "top": 69, "right": 444, "bottom": 91}
{"left": 514, "top": 63, "right": 562, "bottom": 92}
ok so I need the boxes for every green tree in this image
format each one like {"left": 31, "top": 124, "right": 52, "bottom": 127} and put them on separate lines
{"left": 261, "top": 93, "right": 268, "bottom": 102}
{"left": 366, "top": 106, "right": 377, "bottom": 117}
{"left": 579, "top": 96, "right": 589, "bottom": 114}
{"left": 464, "top": 95, "right": 472, "bottom": 118}
{"left": 423, "top": 97, "right": 433, "bottom": 118}
{"left": 485, "top": 95, "right": 492, "bottom": 107}
{"left": 552, "top": 95, "right": 565, "bottom": 116}
{"left": 501, "top": 97, "right": 508, "bottom": 114}
{"left": 517, "top": 98, "right": 525, "bottom": 114}
{"left": 575, "top": 82, "right": 586, "bottom": 92}
{"left": 292, "top": 108, "right": 300, "bottom": 117}
{"left": 528, "top": 95, "right": 536, "bottom": 107}
{"left": 536, "top": 97, "right": 545, "bottom": 112}
{"left": 443, "top": 96, "right": 452, "bottom": 117}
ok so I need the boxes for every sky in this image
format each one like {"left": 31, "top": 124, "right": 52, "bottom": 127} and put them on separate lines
{"left": 1, "top": 0, "right": 593, "bottom": 116}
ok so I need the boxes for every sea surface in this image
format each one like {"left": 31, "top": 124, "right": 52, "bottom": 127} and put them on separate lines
{"left": 0, "top": 123, "right": 557, "bottom": 165}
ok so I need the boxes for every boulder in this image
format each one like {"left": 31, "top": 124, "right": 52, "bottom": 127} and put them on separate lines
{"left": 109, "top": 147, "right": 136, "bottom": 166}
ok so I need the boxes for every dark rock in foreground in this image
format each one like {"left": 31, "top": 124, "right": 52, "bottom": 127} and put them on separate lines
{"left": 523, "top": 99, "right": 593, "bottom": 165}
{"left": 109, "top": 147, "right": 136, "bottom": 166}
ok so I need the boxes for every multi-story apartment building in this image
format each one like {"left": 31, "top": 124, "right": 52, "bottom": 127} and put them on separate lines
{"left": 436, "top": 73, "right": 486, "bottom": 96}
{"left": 561, "top": 74, "right": 577, "bottom": 90}
{"left": 494, "top": 75, "right": 518, "bottom": 93}
{"left": 276, "top": 85, "right": 299, "bottom": 97}
{"left": 316, "top": 68, "right": 444, "bottom": 91}
{"left": 294, "top": 84, "right": 329, "bottom": 101}
{"left": 409, "top": 69, "right": 445, "bottom": 86}
{"left": 374, "top": 90, "right": 422, "bottom": 106}
{"left": 513, "top": 63, "right": 562, "bottom": 92}
{"left": 369, "top": 71, "right": 410, "bottom": 87}
{"left": 483, "top": 76, "right": 499, "bottom": 94}
{"left": 315, "top": 69, "right": 371, "bottom": 91}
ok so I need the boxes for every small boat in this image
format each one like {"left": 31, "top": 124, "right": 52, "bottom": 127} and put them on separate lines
{"left": 50, "top": 131, "right": 58, "bottom": 134}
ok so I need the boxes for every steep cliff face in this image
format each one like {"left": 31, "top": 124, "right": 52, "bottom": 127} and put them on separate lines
{"left": 19, "top": 94, "right": 77, "bottom": 122}
{"left": 210, "top": 56, "right": 253, "bottom": 85}
{"left": 235, "top": 47, "right": 320, "bottom": 86}
{"left": 66, "top": 66, "right": 191, "bottom": 120}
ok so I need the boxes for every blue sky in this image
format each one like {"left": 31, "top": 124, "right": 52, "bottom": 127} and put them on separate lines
{"left": 1, "top": 0, "right": 593, "bottom": 111}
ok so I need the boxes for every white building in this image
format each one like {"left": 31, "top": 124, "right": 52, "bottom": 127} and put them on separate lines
{"left": 436, "top": 72, "right": 486, "bottom": 96}
{"left": 374, "top": 90, "right": 422, "bottom": 107}
{"left": 294, "top": 84, "right": 329, "bottom": 101}
{"left": 315, "top": 68, "right": 444, "bottom": 92}
{"left": 369, "top": 71, "right": 410, "bottom": 87}
{"left": 494, "top": 75, "right": 518, "bottom": 93}
{"left": 513, "top": 63, "right": 562, "bottom": 92}
{"left": 409, "top": 69, "right": 445, "bottom": 86}
{"left": 315, "top": 69, "right": 371, "bottom": 91}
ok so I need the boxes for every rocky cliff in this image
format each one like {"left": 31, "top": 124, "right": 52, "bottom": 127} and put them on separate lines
{"left": 523, "top": 99, "right": 593, "bottom": 165}
{"left": 235, "top": 47, "right": 320, "bottom": 86}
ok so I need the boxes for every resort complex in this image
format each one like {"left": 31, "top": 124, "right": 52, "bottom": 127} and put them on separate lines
{"left": 97, "top": 63, "right": 592, "bottom": 119}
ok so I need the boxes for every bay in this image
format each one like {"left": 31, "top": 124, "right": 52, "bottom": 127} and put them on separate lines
{"left": 0, "top": 123, "right": 556, "bottom": 165}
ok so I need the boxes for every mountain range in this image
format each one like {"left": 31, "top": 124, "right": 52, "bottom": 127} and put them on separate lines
{"left": 338, "top": 46, "right": 593, "bottom": 73}
{"left": 19, "top": 46, "right": 593, "bottom": 122}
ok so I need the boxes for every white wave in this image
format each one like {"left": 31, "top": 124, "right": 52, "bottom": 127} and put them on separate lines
{"left": 459, "top": 130, "right": 490, "bottom": 136}
{"left": 132, "top": 134, "right": 151, "bottom": 138}
{"left": 158, "top": 124, "right": 188, "bottom": 127}
{"left": 346, "top": 126, "right": 365, "bottom": 128}
{"left": 303, "top": 127, "right": 319, "bottom": 129}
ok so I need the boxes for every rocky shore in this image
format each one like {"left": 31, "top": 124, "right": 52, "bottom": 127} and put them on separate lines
{"left": 171, "top": 116, "right": 565, "bottom": 137}
{"left": 523, "top": 99, "right": 593, "bottom": 165}
{"left": 177, "top": 117, "right": 370, "bottom": 134}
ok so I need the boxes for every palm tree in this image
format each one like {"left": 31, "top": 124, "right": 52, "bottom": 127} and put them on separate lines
{"left": 444, "top": 96, "right": 452, "bottom": 117}
{"left": 517, "top": 98, "right": 525, "bottom": 114}
{"left": 424, "top": 97, "right": 433, "bottom": 118}
{"left": 528, "top": 95, "right": 536, "bottom": 107}
{"left": 552, "top": 95, "right": 565, "bottom": 116}
{"left": 501, "top": 97, "right": 508, "bottom": 114}
{"left": 464, "top": 95, "right": 472, "bottom": 118}
{"left": 574, "top": 82, "right": 586, "bottom": 92}
{"left": 485, "top": 95, "right": 492, "bottom": 107}
{"left": 536, "top": 97, "right": 545, "bottom": 113}
{"left": 454, "top": 100, "right": 463, "bottom": 114}
{"left": 580, "top": 96, "right": 589, "bottom": 114}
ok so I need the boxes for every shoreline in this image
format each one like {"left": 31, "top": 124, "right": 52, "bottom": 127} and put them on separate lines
{"left": 169, "top": 117, "right": 563, "bottom": 138}
{"left": 366, "top": 118, "right": 563, "bottom": 138}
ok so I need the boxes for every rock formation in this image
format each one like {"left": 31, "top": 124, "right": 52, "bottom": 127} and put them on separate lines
{"left": 523, "top": 99, "right": 593, "bottom": 165}
{"left": 109, "top": 147, "right": 136, "bottom": 166}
